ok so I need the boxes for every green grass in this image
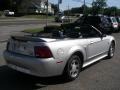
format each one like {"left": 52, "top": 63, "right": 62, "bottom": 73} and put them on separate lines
{"left": 23, "top": 15, "right": 54, "bottom": 19}
{"left": 23, "top": 28, "right": 44, "bottom": 34}
{"left": 0, "top": 11, "right": 3, "bottom": 16}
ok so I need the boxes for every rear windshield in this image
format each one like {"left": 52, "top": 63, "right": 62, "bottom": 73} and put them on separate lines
{"left": 111, "top": 17, "right": 117, "bottom": 23}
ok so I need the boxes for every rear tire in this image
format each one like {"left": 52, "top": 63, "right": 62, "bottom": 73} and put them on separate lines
{"left": 63, "top": 55, "right": 82, "bottom": 81}
{"left": 107, "top": 42, "right": 115, "bottom": 59}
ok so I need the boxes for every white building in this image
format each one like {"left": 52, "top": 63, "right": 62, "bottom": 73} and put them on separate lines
{"left": 28, "top": 0, "right": 54, "bottom": 14}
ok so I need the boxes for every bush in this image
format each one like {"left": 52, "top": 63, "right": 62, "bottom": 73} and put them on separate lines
{"left": 44, "top": 25, "right": 61, "bottom": 33}
{"left": 61, "top": 23, "right": 75, "bottom": 29}
{"left": 0, "top": 11, "right": 3, "bottom": 16}
{"left": 61, "top": 23, "right": 75, "bottom": 34}
{"left": 23, "top": 28, "right": 44, "bottom": 34}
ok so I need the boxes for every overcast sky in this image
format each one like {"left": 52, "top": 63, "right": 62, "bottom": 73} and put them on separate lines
{"left": 49, "top": 0, "right": 120, "bottom": 11}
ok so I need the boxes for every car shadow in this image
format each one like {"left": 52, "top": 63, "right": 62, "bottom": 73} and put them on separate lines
{"left": 0, "top": 58, "right": 109, "bottom": 90}
{"left": 0, "top": 65, "right": 69, "bottom": 90}
{"left": 82, "top": 57, "right": 108, "bottom": 71}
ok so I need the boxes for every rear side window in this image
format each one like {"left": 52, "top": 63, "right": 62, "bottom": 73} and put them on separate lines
{"left": 116, "top": 17, "right": 120, "bottom": 23}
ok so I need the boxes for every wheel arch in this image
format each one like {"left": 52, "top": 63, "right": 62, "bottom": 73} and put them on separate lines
{"left": 109, "top": 36, "right": 116, "bottom": 45}
{"left": 109, "top": 39, "right": 116, "bottom": 49}
{"left": 72, "top": 51, "right": 84, "bottom": 65}
{"left": 63, "top": 50, "right": 85, "bottom": 73}
{"left": 112, "top": 40, "right": 115, "bottom": 46}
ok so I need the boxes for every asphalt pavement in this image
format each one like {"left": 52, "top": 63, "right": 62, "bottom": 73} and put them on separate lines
{"left": 0, "top": 19, "right": 53, "bottom": 26}
{"left": 0, "top": 18, "right": 60, "bottom": 42}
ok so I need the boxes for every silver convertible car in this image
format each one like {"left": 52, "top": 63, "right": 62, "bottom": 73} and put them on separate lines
{"left": 4, "top": 25, "right": 115, "bottom": 81}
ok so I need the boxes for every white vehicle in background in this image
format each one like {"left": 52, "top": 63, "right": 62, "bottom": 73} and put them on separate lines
{"left": 107, "top": 16, "right": 119, "bottom": 32}
{"left": 4, "top": 10, "right": 14, "bottom": 16}
{"left": 55, "top": 15, "right": 70, "bottom": 23}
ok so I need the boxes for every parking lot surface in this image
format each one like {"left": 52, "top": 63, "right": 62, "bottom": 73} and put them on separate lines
{"left": 0, "top": 33, "right": 120, "bottom": 90}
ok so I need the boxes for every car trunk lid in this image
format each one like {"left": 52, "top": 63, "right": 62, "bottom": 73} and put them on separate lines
{"left": 7, "top": 35, "right": 56, "bottom": 56}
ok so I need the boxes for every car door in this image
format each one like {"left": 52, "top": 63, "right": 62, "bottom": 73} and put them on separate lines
{"left": 83, "top": 26, "right": 109, "bottom": 60}
{"left": 87, "top": 37, "right": 109, "bottom": 60}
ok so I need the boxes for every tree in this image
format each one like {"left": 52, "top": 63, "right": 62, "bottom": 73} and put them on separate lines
{"left": 51, "top": 4, "right": 59, "bottom": 15}
{"left": 81, "top": 4, "right": 89, "bottom": 15}
{"left": 110, "top": 6, "right": 117, "bottom": 16}
{"left": 0, "top": 0, "right": 13, "bottom": 10}
{"left": 11, "top": 0, "right": 33, "bottom": 15}
{"left": 92, "top": 0, "right": 107, "bottom": 15}
{"left": 104, "top": 7, "right": 120, "bottom": 16}
{"left": 103, "top": 8, "right": 111, "bottom": 16}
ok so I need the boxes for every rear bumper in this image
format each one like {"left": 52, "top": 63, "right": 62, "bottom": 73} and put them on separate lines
{"left": 4, "top": 51, "right": 64, "bottom": 77}
{"left": 112, "top": 26, "right": 119, "bottom": 31}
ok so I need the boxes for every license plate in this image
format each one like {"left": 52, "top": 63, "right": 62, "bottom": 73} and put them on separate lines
{"left": 14, "top": 41, "right": 25, "bottom": 51}
{"left": 8, "top": 40, "right": 34, "bottom": 56}
{"left": 11, "top": 41, "right": 26, "bottom": 53}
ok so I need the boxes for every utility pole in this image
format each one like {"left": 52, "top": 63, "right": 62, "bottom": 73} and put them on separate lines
{"left": 57, "top": 0, "right": 62, "bottom": 16}
{"left": 83, "top": 0, "right": 86, "bottom": 15}
{"left": 92, "top": 0, "right": 94, "bottom": 7}
{"left": 68, "top": 3, "right": 70, "bottom": 22}
{"left": 57, "top": 0, "right": 60, "bottom": 17}
{"left": 58, "top": 2, "right": 60, "bottom": 13}
{"left": 46, "top": 0, "right": 48, "bottom": 27}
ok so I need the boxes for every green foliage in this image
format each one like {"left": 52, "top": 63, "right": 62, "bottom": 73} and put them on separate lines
{"left": 23, "top": 25, "right": 61, "bottom": 34}
{"left": 51, "top": 4, "right": 59, "bottom": 15}
{"left": 44, "top": 25, "right": 61, "bottom": 33}
{"left": 64, "top": 0, "right": 108, "bottom": 15}
{"left": 61, "top": 23, "right": 75, "bottom": 29}
{"left": 104, "top": 7, "right": 120, "bottom": 16}
{"left": 92, "top": 0, "right": 107, "bottom": 15}
{"left": 0, "top": 11, "right": 2, "bottom": 16}
{"left": 92, "top": 0, "right": 107, "bottom": 8}
{"left": 71, "top": 7, "right": 83, "bottom": 14}
{"left": 0, "top": 0, "right": 13, "bottom": 10}
{"left": 63, "top": 0, "right": 120, "bottom": 16}
{"left": 23, "top": 28, "right": 44, "bottom": 34}
{"left": 104, "top": 8, "right": 111, "bottom": 16}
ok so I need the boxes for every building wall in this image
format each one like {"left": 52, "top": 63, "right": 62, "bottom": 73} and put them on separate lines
{"left": 29, "top": 0, "right": 54, "bottom": 14}
{"left": 17, "top": 0, "right": 54, "bottom": 15}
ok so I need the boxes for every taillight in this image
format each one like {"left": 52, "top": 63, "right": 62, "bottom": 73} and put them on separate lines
{"left": 34, "top": 46, "right": 53, "bottom": 58}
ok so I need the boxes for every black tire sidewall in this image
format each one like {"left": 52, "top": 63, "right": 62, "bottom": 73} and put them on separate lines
{"left": 108, "top": 42, "right": 115, "bottom": 58}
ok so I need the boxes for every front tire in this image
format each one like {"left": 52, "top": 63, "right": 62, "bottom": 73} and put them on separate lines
{"left": 107, "top": 42, "right": 115, "bottom": 59}
{"left": 63, "top": 55, "right": 82, "bottom": 81}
